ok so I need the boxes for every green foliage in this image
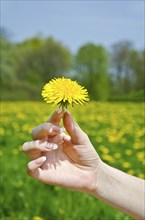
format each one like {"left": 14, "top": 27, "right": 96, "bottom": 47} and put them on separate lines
{"left": 109, "top": 90, "right": 145, "bottom": 102}
{"left": 1, "top": 78, "right": 45, "bottom": 101}
{"left": 0, "top": 37, "right": 17, "bottom": 86}
{"left": 75, "top": 43, "right": 110, "bottom": 101}
{"left": 0, "top": 32, "right": 144, "bottom": 101}
{"left": 0, "top": 35, "right": 72, "bottom": 101}
{"left": 15, "top": 37, "right": 72, "bottom": 82}
{"left": 1, "top": 101, "right": 144, "bottom": 220}
{"left": 129, "top": 50, "right": 144, "bottom": 91}
{"left": 111, "top": 41, "right": 145, "bottom": 96}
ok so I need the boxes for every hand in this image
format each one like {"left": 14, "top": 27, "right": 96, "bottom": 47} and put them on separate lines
{"left": 22, "top": 110, "right": 102, "bottom": 193}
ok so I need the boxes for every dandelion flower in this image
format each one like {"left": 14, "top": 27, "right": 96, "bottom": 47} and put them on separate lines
{"left": 41, "top": 77, "right": 89, "bottom": 109}
{"left": 33, "top": 216, "right": 44, "bottom": 220}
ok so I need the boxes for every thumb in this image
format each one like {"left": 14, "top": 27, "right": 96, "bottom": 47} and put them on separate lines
{"left": 63, "top": 111, "right": 89, "bottom": 145}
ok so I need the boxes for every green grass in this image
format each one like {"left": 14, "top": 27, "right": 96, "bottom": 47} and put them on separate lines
{"left": 0, "top": 101, "right": 144, "bottom": 220}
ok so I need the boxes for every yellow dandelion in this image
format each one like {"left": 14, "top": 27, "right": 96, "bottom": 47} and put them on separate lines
{"left": 125, "top": 149, "right": 132, "bottom": 156}
{"left": 122, "top": 162, "right": 131, "bottom": 168}
{"left": 114, "top": 152, "right": 121, "bottom": 159}
{"left": 41, "top": 77, "right": 89, "bottom": 109}
{"left": 138, "top": 173, "right": 145, "bottom": 179}
{"left": 127, "top": 169, "right": 135, "bottom": 175}
{"left": 136, "top": 152, "right": 144, "bottom": 160}
{"left": 33, "top": 216, "right": 44, "bottom": 220}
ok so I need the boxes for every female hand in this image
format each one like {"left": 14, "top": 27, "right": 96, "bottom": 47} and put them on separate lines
{"left": 22, "top": 110, "right": 101, "bottom": 193}
{"left": 22, "top": 110, "right": 145, "bottom": 219}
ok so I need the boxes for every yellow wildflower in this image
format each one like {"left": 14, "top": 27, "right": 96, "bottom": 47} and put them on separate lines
{"left": 59, "top": 208, "right": 65, "bottom": 215}
{"left": 122, "top": 162, "right": 131, "bottom": 168}
{"left": 127, "top": 170, "right": 135, "bottom": 175}
{"left": 137, "top": 152, "right": 144, "bottom": 160}
{"left": 125, "top": 149, "right": 132, "bottom": 156}
{"left": 41, "top": 77, "right": 89, "bottom": 109}
{"left": 114, "top": 152, "right": 121, "bottom": 159}
{"left": 33, "top": 216, "right": 44, "bottom": 220}
{"left": 138, "top": 173, "right": 145, "bottom": 179}
{"left": 102, "top": 154, "right": 115, "bottom": 163}
{"left": 99, "top": 145, "right": 109, "bottom": 154}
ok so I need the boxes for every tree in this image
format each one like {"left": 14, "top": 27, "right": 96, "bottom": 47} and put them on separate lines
{"left": 0, "top": 34, "right": 17, "bottom": 86}
{"left": 75, "top": 43, "right": 110, "bottom": 100}
{"left": 0, "top": 34, "right": 72, "bottom": 100}
{"left": 111, "top": 41, "right": 144, "bottom": 96}
{"left": 111, "top": 41, "right": 134, "bottom": 94}
{"left": 129, "top": 50, "right": 144, "bottom": 91}
{"left": 15, "top": 37, "right": 72, "bottom": 83}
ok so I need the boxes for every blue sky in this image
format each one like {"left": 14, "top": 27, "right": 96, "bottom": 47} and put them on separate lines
{"left": 1, "top": 0, "right": 144, "bottom": 52}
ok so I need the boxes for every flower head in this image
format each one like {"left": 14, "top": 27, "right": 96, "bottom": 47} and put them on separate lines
{"left": 41, "top": 77, "right": 89, "bottom": 109}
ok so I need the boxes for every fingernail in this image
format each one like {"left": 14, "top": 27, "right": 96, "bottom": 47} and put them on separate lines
{"left": 41, "top": 156, "right": 47, "bottom": 162}
{"left": 56, "top": 108, "right": 62, "bottom": 114}
{"left": 49, "top": 127, "right": 53, "bottom": 133}
{"left": 52, "top": 125, "right": 65, "bottom": 133}
{"left": 46, "top": 143, "right": 58, "bottom": 150}
{"left": 64, "top": 135, "right": 71, "bottom": 141}
{"left": 36, "top": 156, "right": 47, "bottom": 164}
{"left": 52, "top": 144, "right": 58, "bottom": 149}
{"left": 60, "top": 127, "right": 66, "bottom": 133}
{"left": 64, "top": 110, "right": 70, "bottom": 115}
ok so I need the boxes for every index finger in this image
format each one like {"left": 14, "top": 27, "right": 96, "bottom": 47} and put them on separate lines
{"left": 31, "top": 109, "right": 64, "bottom": 140}
{"left": 31, "top": 122, "right": 65, "bottom": 140}
{"left": 47, "top": 108, "right": 64, "bottom": 125}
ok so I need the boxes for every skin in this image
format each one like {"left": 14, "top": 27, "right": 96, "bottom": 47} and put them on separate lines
{"left": 22, "top": 109, "right": 145, "bottom": 220}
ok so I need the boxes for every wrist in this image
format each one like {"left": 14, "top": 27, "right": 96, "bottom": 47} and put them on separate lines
{"left": 88, "top": 161, "right": 145, "bottom": 219}
{"left": 83, "top": 159, "right": 105, "bottom": 196}
{"left": 88, "top": 161, "right": 117, "bottom": 198}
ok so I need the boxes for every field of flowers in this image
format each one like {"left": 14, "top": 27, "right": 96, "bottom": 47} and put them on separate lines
{"left": 0, "top": 101, "right": 144, "bottom": 220}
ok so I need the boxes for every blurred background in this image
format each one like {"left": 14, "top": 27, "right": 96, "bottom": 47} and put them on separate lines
{"left": 1, "top": 0, "right": 144, "bottom": 101}
{"left": 0, "top": 1, "right": 144, "bottom": 220}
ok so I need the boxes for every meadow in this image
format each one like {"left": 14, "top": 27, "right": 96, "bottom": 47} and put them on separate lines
{"left": 0, "top": 101, "right": 144, "bottom": 220}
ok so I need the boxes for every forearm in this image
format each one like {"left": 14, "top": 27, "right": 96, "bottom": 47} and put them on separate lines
{"left": 91, "top": 162, "right": 145, "bottom": 219}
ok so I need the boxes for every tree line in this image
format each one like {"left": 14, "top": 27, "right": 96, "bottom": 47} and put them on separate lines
{"left": 0, "top": 31, "right": 144, "bottom": 101}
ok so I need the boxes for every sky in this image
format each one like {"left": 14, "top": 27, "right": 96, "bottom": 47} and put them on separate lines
{"left": 1, "top": 0, "right": 144, "bottom": 52}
